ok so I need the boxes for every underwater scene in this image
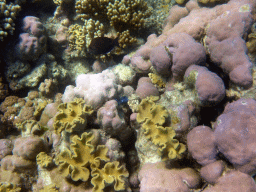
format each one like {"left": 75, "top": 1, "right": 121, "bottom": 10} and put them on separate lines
{"left": 0, "top": 0, "right": 256, "bottom": 191}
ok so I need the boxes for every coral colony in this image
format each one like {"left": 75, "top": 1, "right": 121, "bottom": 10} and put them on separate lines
{"left": 0, "top": 0, "right": 256, "bottom": 191}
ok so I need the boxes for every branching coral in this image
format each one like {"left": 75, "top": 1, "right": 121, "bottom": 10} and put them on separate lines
{"left": 0, "top": 0, "right": 21, "bottom": 41}
{"left": 53, "top": 98, "right": 94, "bottom": 135}
{"left": 69, "top": 0, "right": 151, "bottom": 58}
{"left": 55, "top": 132, "right": 109, "bottom": 182}
{"left": 106, "top": 0, "right": 151, "bottom": 31}
{"left": 68, "top": 19, "right": 104, "bottom": 57}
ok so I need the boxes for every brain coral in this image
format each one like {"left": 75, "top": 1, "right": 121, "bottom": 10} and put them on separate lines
{"left": 53, "top": 98, "right": 93, "bottom": 135}
{"left": 55, "top": 132, "right": 109, "bottom": 182}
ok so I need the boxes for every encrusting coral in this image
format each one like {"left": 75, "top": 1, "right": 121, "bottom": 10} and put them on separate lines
{"left": 53, "top": 98, "right": 94, "bottom": 135}
{"left": 136, "top": 97, "right": 186, "bottom": 160}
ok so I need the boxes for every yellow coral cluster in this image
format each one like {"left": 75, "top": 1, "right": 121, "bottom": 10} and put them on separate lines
{"left": 0, "top": 0, "right": 21, "bottom": 41}
{"left": 55, "top": 132, "right": 128, "bottom": 191}
{"left": 39, "top": 184, "right": 59, "bottom": 192}
{"left": 36, "top": 152, "right": 53, "bottom": 168}
{"left": 53, "top": 98, "right": 94, "bottom": 135}
{"left": 117, "top": 30, "right": 137, "bottom": 49}
{"left": 71, "top": 0, "right": 151, "bottom": 57}
{"left": 68, "top": 19, "right": 104, "bottom": 57}
{"left": 16, "top": 120, "right": 43, "bottom": 137}
{"left": 0, "top": 183, "right": 21, "bottom": 192}
{"left": 137, "top": 97, "right": 186, "bottom": 160}
{"left": 91, "top": 161, "right": 129, "bottom": 192}
{"left": 106, "top": 0, "right": 151, "bottom": 30}
{"left": 148, "top": 73, "right": 166, "bottom": 88}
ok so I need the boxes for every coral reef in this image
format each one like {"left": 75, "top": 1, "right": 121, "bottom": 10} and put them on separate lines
{"left": 1, "top": 0, "right": 256, "bottom": 191}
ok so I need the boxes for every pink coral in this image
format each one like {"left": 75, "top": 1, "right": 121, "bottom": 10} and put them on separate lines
{"left": 0, "top": 139, "right": 13, "bottom": 160}
{"left": 213, "top": 98, "right": 256, "bottom": 175}
{"left": 12, "top": 136, "right": 47, "bottom": 160}
{"left": 16, "top": 16, "right": 47, "bottom": 61}
{"left": 187, "top": 125, "right": 217, "bottom": 166}
{"left": 200, "top": 160, "right": 225, "bottom": 184}
{"left": 138, "top": 162, "right": 201, "bottom": 192}
{"left": 62, "top": 69, "right": 123, "bottom": 109}
{"left": 151, "top": 33, "right": 206, "bottom": 79}
{"left": 203, "top": 170, "right": 256, "bottom": 192}
{"left": 135, "top": 77, "right": 159, "bottom": 99}
{"left": 184, "top": 65, "right": 225, "bottom": 106}
{"left": 97, "top": 100, "right": 133, "bottom": 144}
{"left": 22, "top": 16, "right": 45, "bottom": 37}
{"left": 205, "top": 4, "right": 254, "bottom": 88}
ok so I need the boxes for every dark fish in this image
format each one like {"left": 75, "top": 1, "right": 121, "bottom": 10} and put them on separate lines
{"left": 115, "top": 96, "right": 128, "bottom": 106}
{"left": 89, "top": 37, "right": 119, "bottom": 55}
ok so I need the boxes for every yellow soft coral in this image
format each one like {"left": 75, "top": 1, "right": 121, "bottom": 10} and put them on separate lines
{"left": 142, "top": 119, "right": 186, "bottom": 160}
{"left": 53, "top": 98, "right": 93, "bottom": 135}
{"left": 55, "top": 132, "right": 109, "bottom": 182}
{"left": 91, "top": 161, "right": 129, "bottom": 192}
{"left": 136, "top": 96, "right": 168, "bottom": 125}
{"left": 16, "top": 120, "right": 42, "bottom": 137}
{"left": 148, "top": 73, "right": 166, "bottom": 88}
{"left": 137, "top": 97, "right": 186, "bottom": 160}
{"left": 36, "top": 152, "right": 53, "bottom": 168}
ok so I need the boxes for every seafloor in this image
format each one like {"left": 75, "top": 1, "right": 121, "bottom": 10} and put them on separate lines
{"left": 0, "top": 0, "right": 256, "bottom": 191}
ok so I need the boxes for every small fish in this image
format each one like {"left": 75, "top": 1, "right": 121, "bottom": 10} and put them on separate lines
{"left": 115, "top": 96, "right": 128, "bottom": 106}
{"left": 88, "top": 36, "right": 119, "bottom": 55}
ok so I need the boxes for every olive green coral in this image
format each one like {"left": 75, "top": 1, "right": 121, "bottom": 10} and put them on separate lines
{"left": 91, "top": 161, "right": 129, "bottom": 192}
{"left": 53, "top": 98, "right": 93, "bottom": 135}
{"left": 68, "top": 20, "right": 104, "bottom": 57}
{"left": 36, "top": 152, "right": 53, "bottom": 168}
{"left": 55, "top": 132, "right": 109, "bottom": 182}
{"left": 137, "top": 97, "right": 186, "bottom": 160}
{"left": 136, "top": 96, "right": 168, "bottom": 125}
{"left": 0, "top": 0, "right": 21, "bottom": 41}
{"left": 0, "top": 183, "right": 21, "bottom": 192}
{"left": 72, "top": 0, "right": 151, "bottom": 57}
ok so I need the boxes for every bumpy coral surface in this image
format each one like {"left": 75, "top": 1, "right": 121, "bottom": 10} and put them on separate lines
{"left": 214, "top": 98, "right": 256, "bottom": 175}
{"left": 62, "top": 69, "right": 123, "bottom": 109}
